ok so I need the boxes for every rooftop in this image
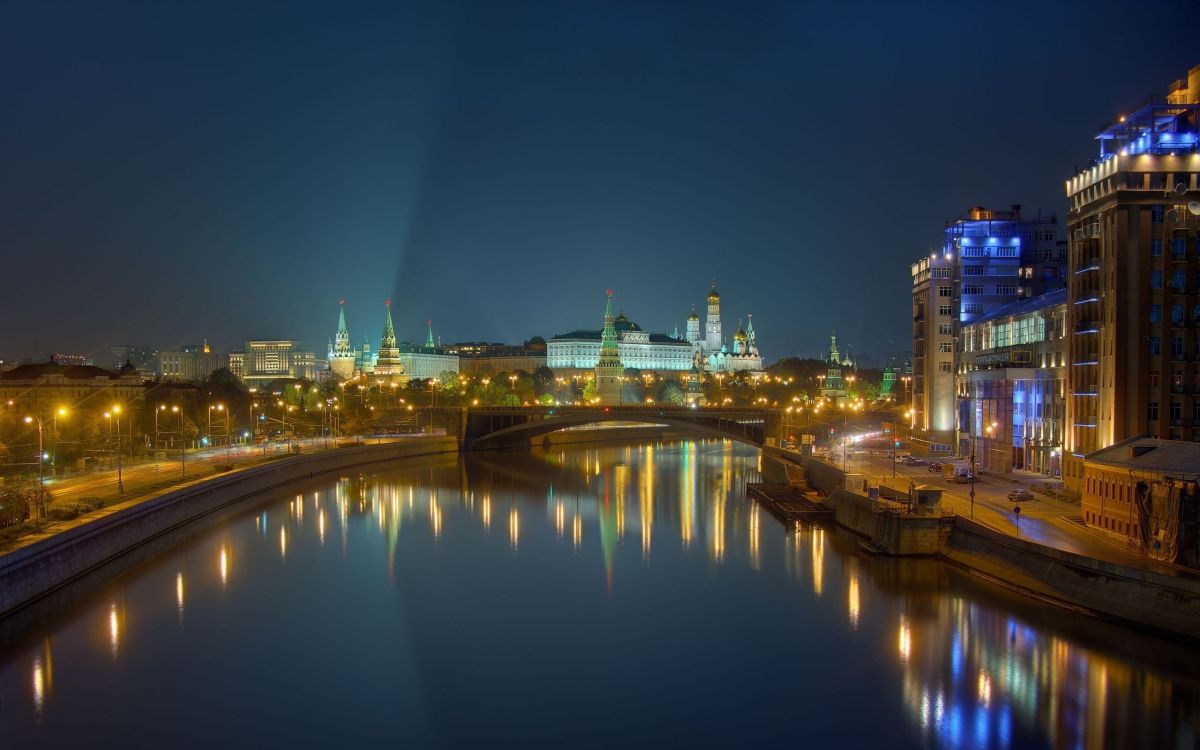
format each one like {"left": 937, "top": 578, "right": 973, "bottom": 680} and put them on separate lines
{"left": 966, "top": 289, "right": 1067, "bottom": 328}
{"left": 1086, "top": 436, "right": 1200, "bottom": 476}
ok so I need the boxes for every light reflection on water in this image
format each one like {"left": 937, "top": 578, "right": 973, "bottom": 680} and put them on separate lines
{"left": 0, "top": 439, "right": 1197, "bottom": 749}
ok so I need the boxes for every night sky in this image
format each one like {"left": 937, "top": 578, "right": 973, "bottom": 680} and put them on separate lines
{"left": 3, "top": 1, "right": 1199, "bottom": 366}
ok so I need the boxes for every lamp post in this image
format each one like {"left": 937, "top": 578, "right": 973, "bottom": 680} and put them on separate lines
{"left": 155, "top": 404, "right": 168, "bottom": 452}
{"left": 23, "top": 415, "right": 45, "bottom": 522}
{"left": 969, "top": 421, "right": 997, "bottom": 519}
{"left": 51, "top": 407, "right": 67, "bottom": 472}
{"left": 105, "top": 406, "right": 124, "bottom": 495}
{"left": 172, "top": 405, "right": 185, "bottom": 478}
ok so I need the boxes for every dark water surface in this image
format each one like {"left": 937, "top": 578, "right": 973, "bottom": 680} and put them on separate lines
{"left": 1, "top": 440, "right": 1197, "bottom": 748}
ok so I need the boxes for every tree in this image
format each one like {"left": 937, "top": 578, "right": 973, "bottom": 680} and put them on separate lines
{"left": 657, "top": 380, "right": 685, "bottom": 405}
{"left": 532, "top": 366, "right": 556, "bottom": 396}
{"left": 582, "top": 379, "right": 597, "bottom": 403}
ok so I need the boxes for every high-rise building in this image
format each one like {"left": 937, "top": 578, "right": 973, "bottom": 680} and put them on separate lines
{"left": 1063, "top": 65, "right": 1200, "bottom": 492}
{"left": 158, "top": 341, "right": 219, "bottom": 383}
{"left": 957, "top": 290, "right": 1068, "bottom": 476}
{"left": 111, "top": 345, "right": 158, "bottom": 371}
{"left": 238, "top": 340, "right": 316, "bottom": 385}
{"left": 911, "top": 206, "right": 1066, "bottom": 457}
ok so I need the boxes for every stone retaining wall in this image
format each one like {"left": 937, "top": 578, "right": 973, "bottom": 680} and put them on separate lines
{"left": 0, "top": 436, "right": 459, "bottom": 619}
{"left": 943, "top": 516, "right": 1200, "bottom": 640}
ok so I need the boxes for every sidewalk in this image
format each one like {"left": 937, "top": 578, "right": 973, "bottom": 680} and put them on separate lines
{"left": 843, "top": 452, "right": 1192, "bottom": 576}
{"left": 1, "top": 436, "right": 397, "bottom": 554}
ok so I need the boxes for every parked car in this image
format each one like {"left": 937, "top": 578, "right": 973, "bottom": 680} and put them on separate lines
{"left": 928, "top": 462, "right": 943, "bottom": 473}
{"left": 954, "top": 473, "right": 977, "bottom": 484}
{"left": 901, "top": 456, "right": 926, "bottom": 466}
{"left": 1007, "top": 488, "right": 1035, "bottom": 501}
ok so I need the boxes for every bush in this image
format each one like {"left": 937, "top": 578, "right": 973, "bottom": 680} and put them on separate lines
{"left": 78, "top": 497, "right": 105, "bottom": 512}
{"left": 48, "top": 506, "right": 79, "bottom": 522}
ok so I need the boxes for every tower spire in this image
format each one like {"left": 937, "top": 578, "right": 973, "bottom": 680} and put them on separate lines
{"left": 373, "top": 298, "right": 404, "bottom": 378}
{"left": 595, "top": 290, "right": 623, "bottom": 405}
{"left": 425, "top": 319, "right": 435, "bottom": 349}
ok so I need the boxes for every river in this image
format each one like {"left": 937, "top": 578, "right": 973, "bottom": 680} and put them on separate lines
{"left": 0, "top": 439, "right": 1197, "bottom": 748}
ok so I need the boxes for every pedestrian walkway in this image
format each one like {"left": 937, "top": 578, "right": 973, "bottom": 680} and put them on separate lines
{"left": 842, "top": 452, "right": 1194, "bottom": 577}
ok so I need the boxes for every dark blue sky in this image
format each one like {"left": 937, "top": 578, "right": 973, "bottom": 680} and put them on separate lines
{"left": 3, "top": 1, "right": 1198, "bottom": 365}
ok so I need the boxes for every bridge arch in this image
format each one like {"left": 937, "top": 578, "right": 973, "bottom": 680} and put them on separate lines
{"left": 459, "top": 407, "right": 772, "bottom": 450}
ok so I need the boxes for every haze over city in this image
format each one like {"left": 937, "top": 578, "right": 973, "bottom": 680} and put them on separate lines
{"left": 4, "top": 1, "right": 1198, "bottom": 361}
{"left": 4, "top": 4, "right": 1200, "bottom": 748}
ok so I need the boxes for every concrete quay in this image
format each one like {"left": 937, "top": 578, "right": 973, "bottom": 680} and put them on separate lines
{"left": 0, "top": 436, "right": 458, "bottom": 620}
{"left": 760, "top": 447, "right": 1200, "bottom": 641}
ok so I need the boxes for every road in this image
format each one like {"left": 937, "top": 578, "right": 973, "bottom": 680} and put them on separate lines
{"left": 837, "top": 450, "right": 1162, "bottom": 570}
{"left": 40, "top": 436, "right": 391, "bottom": 508}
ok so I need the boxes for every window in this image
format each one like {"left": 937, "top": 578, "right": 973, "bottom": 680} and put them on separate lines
{"left": 1172, "top": 304, "right": 1185, "bottom": 325}
{"left": 1173, "top": 337, "right": 1184, "bottom": 358}
{"left": 938, "top": 342, "right": 953, "bottom": 353}
{"left": 1148, "top": 372, "right": 1160, "bottom": 387}
{"left": 964, "top": 266, "right": 984, "bottom": 276}
{"left": 963, "top": 284, "right": 984, "bottom": 295}
{"left": 1150, "top": 304, "right": 1162, "bottom": 323}
{"left": 963, "top": 303, "right": 983, "bottom": 315}
{"left": 1171, "top": 401, "right": 1182, "bottom": 421}
{"left": 1194, "top": 401, "right": 1200, "bottom": 421}
{"left": 1149, "top": 336, "right": 1161, "bottom": 356}
{"left": 1151, "top": 270, "right": 1163, "bottom": 289}
{"left": 938, "top": 362, "right": 953, "bottom": 373}
{"left": 938, "top": 324, "right": 953, "bottom": 335}
{"left": 1152, "top": 238, "right": 1163, "bottom": 256}
{"left": 938, "top": 305, "right": 953, "bottom": 316}
{"left": 997, "top": 284, "right": 1017, "bottom": 296}
{"left": 938, "top": 286, "right": 952, "bottom": 297}
{"left": 932, "top": 268, "right": 951, "bottom": 278}
{"left": 1148, "top": 401, "right": 1159, "bottom": 420}
{"left": 1173, "top": 236, "right": 1187, "bottom": 258}
{"left": 1172, "top": 269, "right": 1186, "bottom": 291}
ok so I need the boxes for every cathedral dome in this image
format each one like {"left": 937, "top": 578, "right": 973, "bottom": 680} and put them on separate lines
{"left": 687, "top": 309, "right": 699, "bottom": 321}
{"left": 707, "top": 285, "right": 720, "bottom": 302}
{"left": 734, "top": 327, "right": 747, "bottom": 342}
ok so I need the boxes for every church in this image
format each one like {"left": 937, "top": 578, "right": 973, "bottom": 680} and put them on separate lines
{"left": 683, "top": 282, "right": 764, "bottom": 373}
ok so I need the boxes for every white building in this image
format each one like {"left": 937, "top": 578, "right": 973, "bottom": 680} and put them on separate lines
{"left": 549, "top": 312, "right": 693, "bottom": 373}
{"left": 684, "top": 283, "right": 764, "bottom": 373}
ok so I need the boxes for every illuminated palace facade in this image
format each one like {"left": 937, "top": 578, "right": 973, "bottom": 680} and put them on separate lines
{"left": 547, "top": 283, "right": 764, "bottom": 375}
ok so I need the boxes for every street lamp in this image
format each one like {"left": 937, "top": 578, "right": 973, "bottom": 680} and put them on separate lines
{"left": 969, "top": 421, "right": 997, "bottom": 519}
{"left": 51, "top": 407, "right": 67, "bottom": 471}
{"left": 155, "top": 404, "right": 169, "bottom": 452}
{"left": 171, "top": 405, "right": 185, "bottom": 478}
{"left": 23, "top": 415, "right": 45, "bottom": 522}
{"left": 105, "top": 405, "right": 124, "bottom": 495}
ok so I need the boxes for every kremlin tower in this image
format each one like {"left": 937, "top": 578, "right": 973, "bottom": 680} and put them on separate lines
{"left": 594, "top": 290, "right": 624, "bottom": 405}
{"left": 328, "top": 299, "right": 356, "bottom": 382}
{"left": 371, "top": 299, "right": 405, "bottom": 382}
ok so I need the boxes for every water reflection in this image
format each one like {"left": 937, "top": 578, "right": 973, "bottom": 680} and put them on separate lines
{"left": 0, "top": 439, "right": 1196, "bottom": 749}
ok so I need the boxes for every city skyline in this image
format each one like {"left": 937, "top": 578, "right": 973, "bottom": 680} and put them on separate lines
{"left": 3, "top": 2, "right": 1199, "bottom": 362}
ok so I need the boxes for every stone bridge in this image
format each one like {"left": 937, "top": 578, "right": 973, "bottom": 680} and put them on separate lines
{"left": 436, "top": 406, "right": 779, "bottom": 450}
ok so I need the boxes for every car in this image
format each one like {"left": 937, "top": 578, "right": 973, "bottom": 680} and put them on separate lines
{"left": 928, "top": 462, "right": 943, "bottom": 472}
{"left": 901, "top": 456, "right": 926, "bottom": 466}
{"left": 954, "top": 473, "right": 977, "bottom": 484}
{"left": 1007, "top": 488, "right": 1035, "bottom": 501}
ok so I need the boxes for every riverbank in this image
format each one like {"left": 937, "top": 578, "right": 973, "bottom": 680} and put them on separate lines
{"left": 760, "top": 448, "right": 1200, "bottom": 641}
{"left": 0, "top": 436, "right": 458, "bottom": 619}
